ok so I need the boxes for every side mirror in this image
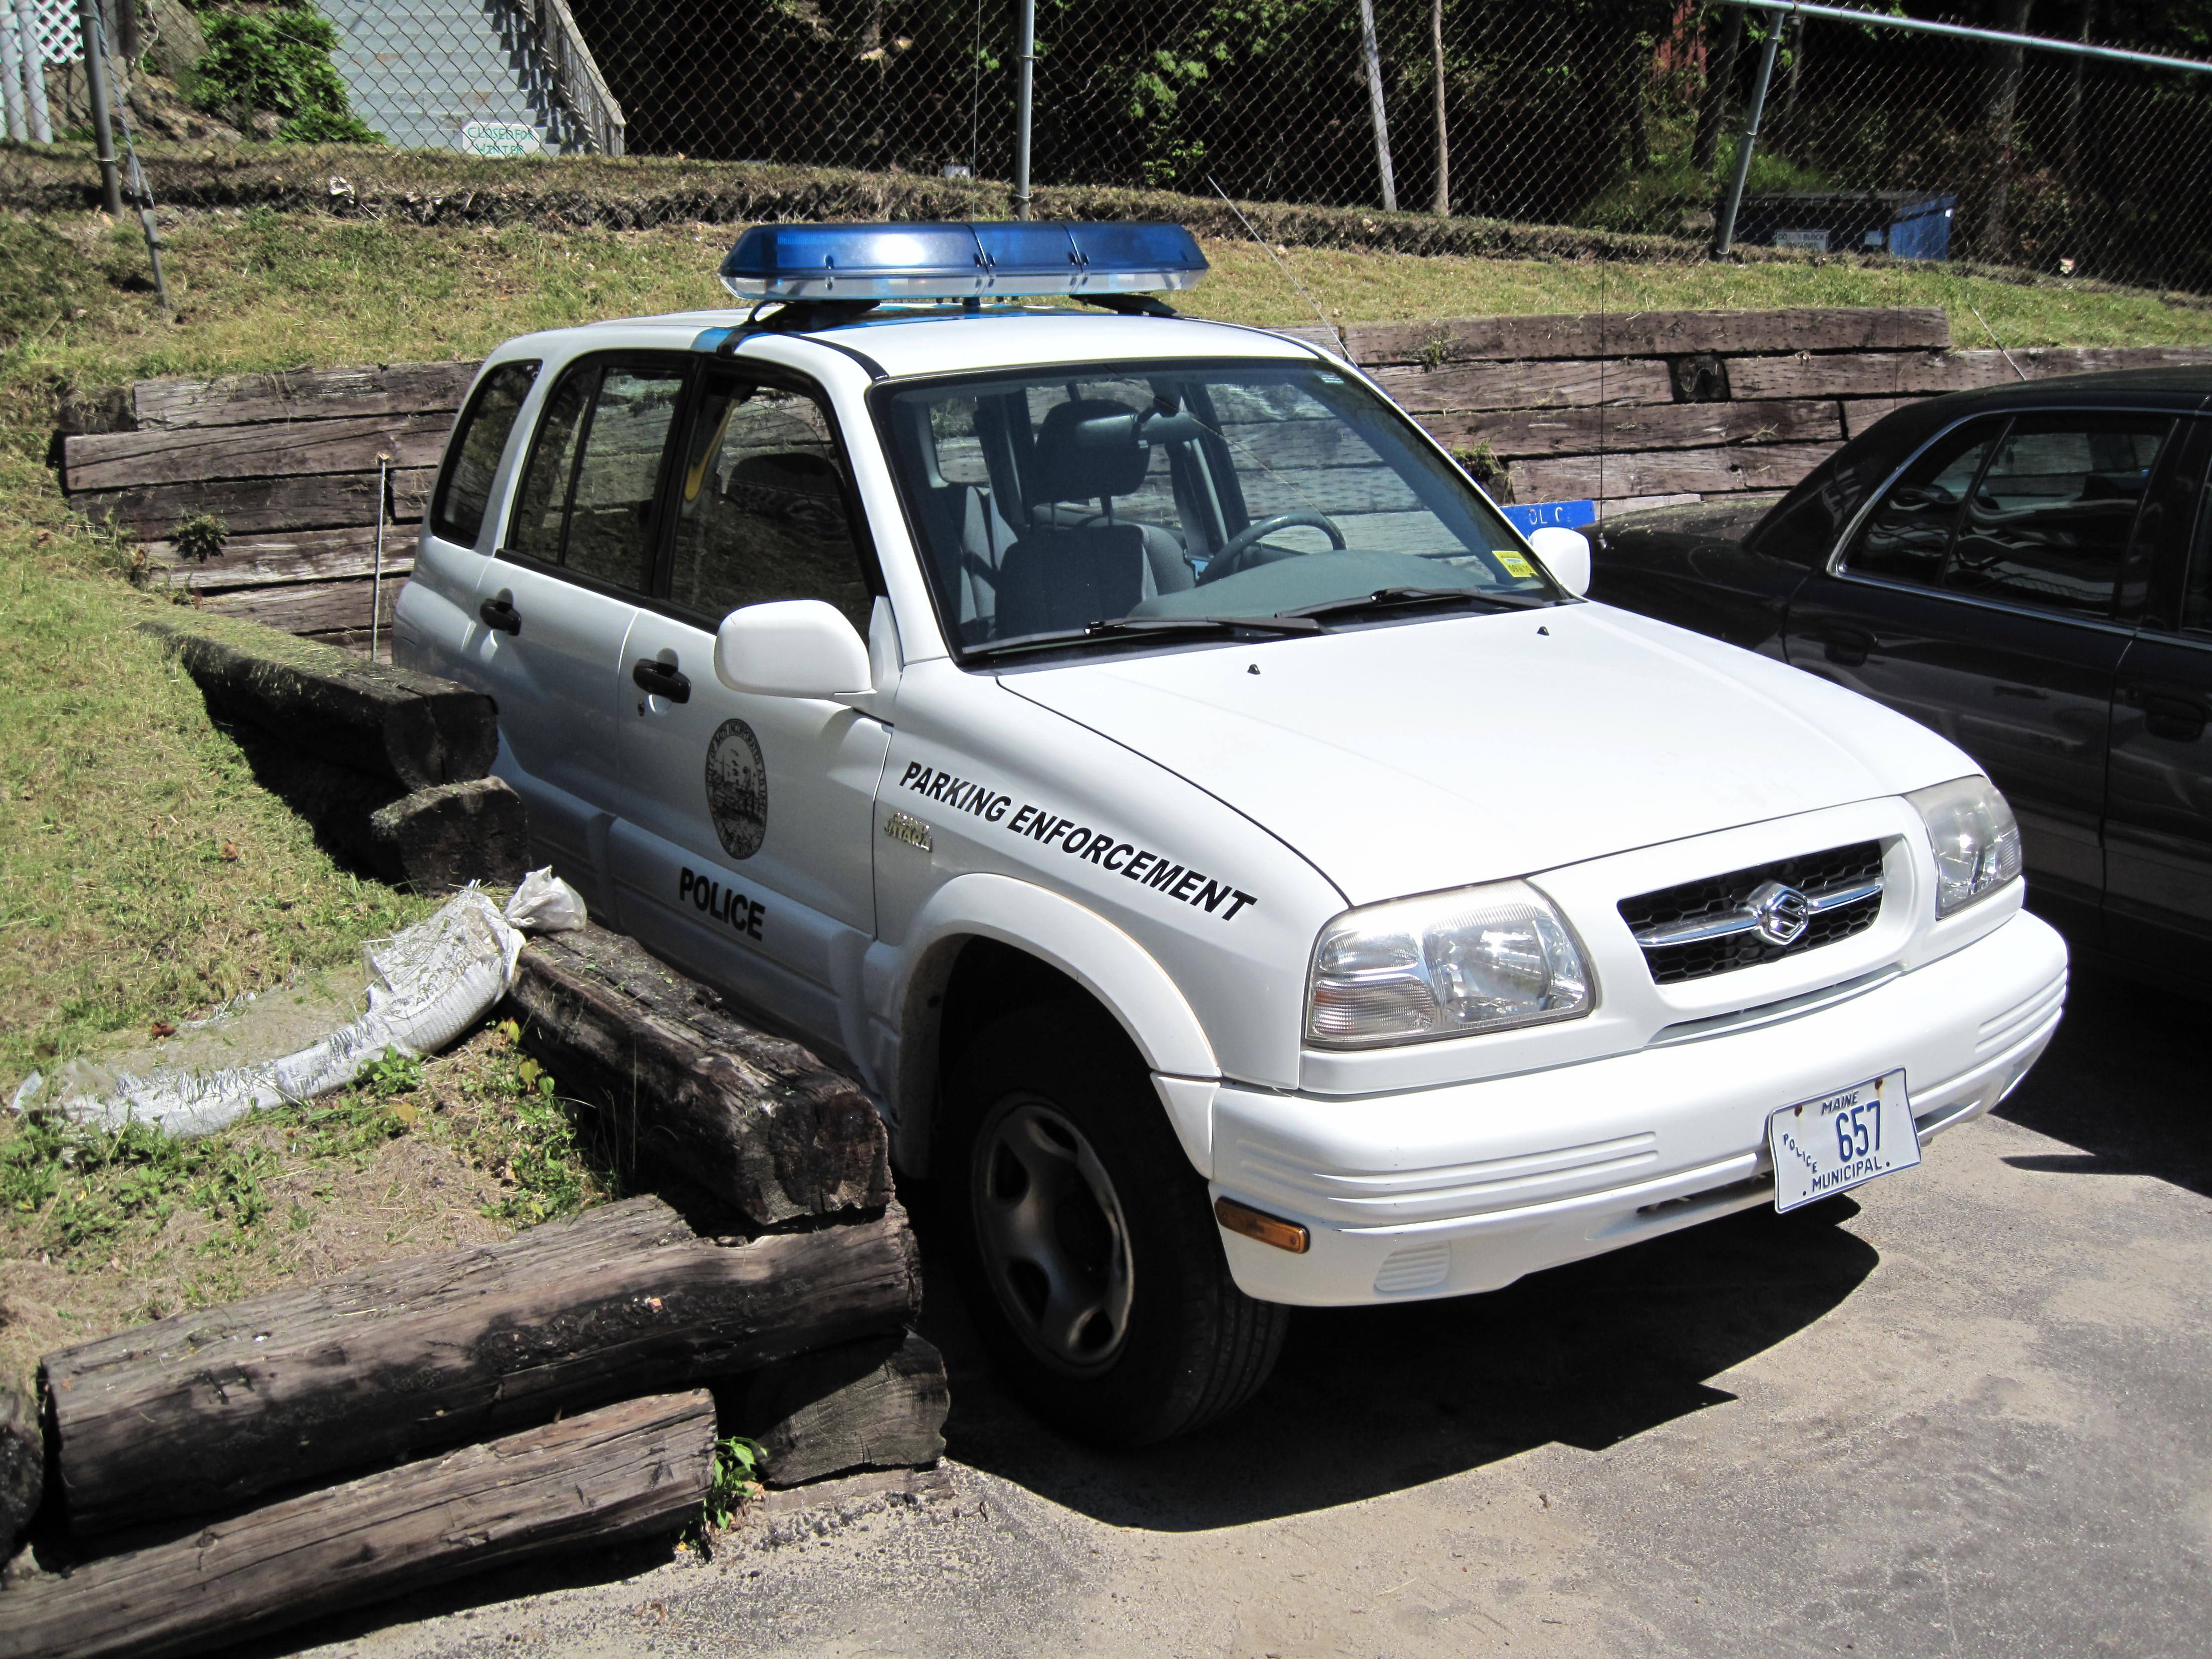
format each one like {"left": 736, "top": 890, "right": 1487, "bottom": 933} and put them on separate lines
{"left": 1527, "top": 525, "right": 1592, "bottom": 598}
{"left": 714, "top": 600, "right": 873, "bottom": 699}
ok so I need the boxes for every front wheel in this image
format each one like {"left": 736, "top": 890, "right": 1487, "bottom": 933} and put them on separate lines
{"left": 941, "top": 1003, "right": 1289, "bottom": 1445}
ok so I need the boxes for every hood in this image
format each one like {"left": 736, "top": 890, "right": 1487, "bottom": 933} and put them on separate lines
{"left": 1000, "top": 602, "right": 1969, "bottom": 906}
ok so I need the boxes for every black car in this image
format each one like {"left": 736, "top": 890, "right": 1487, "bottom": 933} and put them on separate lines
{"left": 1584, "top": 367, "right": 2212, "bottom": 989}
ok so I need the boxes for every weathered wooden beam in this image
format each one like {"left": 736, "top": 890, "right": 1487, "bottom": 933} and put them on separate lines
{"left": 1512, "top": 441, "right": 1840, "bottom": 501}
{"left": 65, "top": 413, "right": 452, "bottom": 492}
{"left": 1344, "top": 306, "right": 1951, "bottom": 367}
{"left": 1371, "top": 357, "right": 1674, "bottom": 413}
{"left": 737, "top": 1330, "right": 949, "bottom": 1489}
{"left": 68, "top": 468, "right": 433, "bottom": 540}
{"left": 0, "top": 1390, "right": 715, "bottom": 1659}
{"left": 0, "top": 1384, "right": 42, "bottom": 1560}
{"left": 142, "top": 618, "right": 495, "bottom": 790}
{"left": 1840, "top": 395, "right": 1928, "bottom": 438}
{"left": 1422, "top": 397, "right": 1841, "bottom": 459}
{"left": 198, "top": 575, "right": 405, "bottom": 638}
{"left": 42, "top": 1195, "right": 921, "bottom": 1536}
{"left": 141, "top": 525, "right": 411, "bottom": 592}
{"left": 132, "top": 360, "right": 480, "bottom": 431}
{"left": 506, "top": 925, "right": 892, "bottom": 1230}
{"left": 1727, "top": 343, "right": 2212, "bottom": 400}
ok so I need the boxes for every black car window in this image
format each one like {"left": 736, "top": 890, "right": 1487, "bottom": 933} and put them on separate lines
{"left": 669, "top": 375, "right": 873, "bottom": 634}
{"left": 1840, "top": 418, "right": 2003, "bottom": 588}
{"left": 430, "top": 361, "right": 537, "bottom": 547}
{"left": 1945, "top": 414, "right": 2170, "bottom": 621}
{"left": 504, "top": 361, "right": 687, "bottom": 593}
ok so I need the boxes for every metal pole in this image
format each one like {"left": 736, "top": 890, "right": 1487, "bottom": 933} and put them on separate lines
{"left": 1013, "top": 0, "right": 1034, "bottom": 220}
{"left": 1357, "top": 0, "right": 1397, "bottom": 212}
{"left": 1717, "top": 0, "right": 2212, "bottom": 77}
{"left": 20, "top": 0, "right": 53, "bottom": 143}
{"left": 1710, "top": 19, "right": 1782, "bottom": 258}
{"left": 1, "top": 19, "right": 26, "bottom": 144}
{"left": 78, "top": 0, "right": 120, "bottom": 214}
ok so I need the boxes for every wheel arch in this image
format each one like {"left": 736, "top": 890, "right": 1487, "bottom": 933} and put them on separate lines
{"left": 876, "top": 873, "right": 1220, "bottom": 1178}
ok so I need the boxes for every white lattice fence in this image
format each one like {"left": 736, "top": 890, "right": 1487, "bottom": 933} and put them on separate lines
{"left": 26, "top": 0, "right": 81, "bottom": 66}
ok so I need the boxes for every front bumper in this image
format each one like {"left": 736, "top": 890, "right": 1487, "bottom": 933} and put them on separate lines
{"left": 1209, "top": 909, "right": 2068, "bottom": 1306}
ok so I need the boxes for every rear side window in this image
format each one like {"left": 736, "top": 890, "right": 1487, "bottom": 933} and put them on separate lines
{"left": 503, "top": 360, "right": 688, "bottom": 593}
{"left": 430, "top": 361, "right": 537, "bottom": 546}
{"left": 1841, "top": 418, "right": 2001, "bottom": 588}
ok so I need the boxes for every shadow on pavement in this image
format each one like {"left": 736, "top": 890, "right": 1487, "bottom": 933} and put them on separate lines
{"left": 1994, "top": 966, "right": 2212, "bottom": 1199}
{"left": 921, "top": 1197, "right": 1876, "bottom": 1532}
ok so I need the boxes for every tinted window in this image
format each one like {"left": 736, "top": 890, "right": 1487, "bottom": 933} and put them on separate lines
{"left": 1841, "top": 418, "right": 2001, "bottom": 587}
{"left": 670, "top": 378, "right": 873, "bottom": 632}
{"left": 502, "top": 362, "right": 686, "bottom": 593}
{"left": 430, "top": 361, "right": 537, "bottom": 546}
{"left": 1946, "top": 414, "right": 2169, "bottom": 620}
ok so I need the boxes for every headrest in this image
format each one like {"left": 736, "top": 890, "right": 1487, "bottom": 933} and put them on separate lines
{"left": 1029, "top": 399, "right": 1151, "bottom": 504}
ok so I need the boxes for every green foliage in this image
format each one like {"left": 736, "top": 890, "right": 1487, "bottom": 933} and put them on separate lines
{"left": 171, "top": 513, "right": 227, "bottom": 564}
{"left": 473, "top": 1036, "right": 603, "bottom": 1226}
{"left": 706, "top": 1435, "right": 767, "bottom": 1527}
{"left": 364, "top": 1045, "right": 424, "bottom": 1096}
{"left": 190, "top": 2, "right": 383, "bottom": 144}
{"left": 1, "top": 1112, "right": 279, "bottom": 1252}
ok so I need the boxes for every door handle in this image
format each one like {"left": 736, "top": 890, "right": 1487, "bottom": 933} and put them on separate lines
{"left": 477, "top": 596, "right": 521, "bottom": 636}
{"left": 1822, "top": 626, "right": 1874, "bottom": 667}
{"left": 632, "top": 658, "right": 691, "bottom": 704}
{"left": 2139, "top": 693, "right": 2207, "bottom": 743}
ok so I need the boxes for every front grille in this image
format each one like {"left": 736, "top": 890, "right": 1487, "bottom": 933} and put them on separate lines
{"left": 1619, "top": 841, "right": 1886, "bottom": 985}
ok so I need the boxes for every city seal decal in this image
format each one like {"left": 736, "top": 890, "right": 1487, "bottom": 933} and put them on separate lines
{"left": 704, "top": 719, "right": 767, "bottom": 860}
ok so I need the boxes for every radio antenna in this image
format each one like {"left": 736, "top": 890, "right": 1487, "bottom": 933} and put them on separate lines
{"left": 1207, "top": 176, "right": 1338, "bottom": 350}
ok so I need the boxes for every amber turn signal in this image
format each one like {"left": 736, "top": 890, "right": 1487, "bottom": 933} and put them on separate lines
{"left": 1214, "top": 1196, "right": 1310, "bottom": 1254}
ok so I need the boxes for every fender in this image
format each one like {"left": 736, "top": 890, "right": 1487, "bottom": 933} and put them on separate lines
{"left": 863, "top": 871, "right": 1221, "bottom": 1178}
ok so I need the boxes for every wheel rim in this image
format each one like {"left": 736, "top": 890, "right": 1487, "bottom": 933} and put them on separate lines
{"left": 970, "top": 1097, "right": 1136, "bottom": 1375}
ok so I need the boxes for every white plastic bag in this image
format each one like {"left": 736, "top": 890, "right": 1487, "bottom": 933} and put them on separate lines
{"left": 502, "top": 867, "right": 589, "bottom": 934}
{"left": 15, "top": 888, "right": 524, "bottom": 1139}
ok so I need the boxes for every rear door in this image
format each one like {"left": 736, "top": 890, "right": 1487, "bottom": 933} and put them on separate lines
{"left": 609, "top": 364, "right": 890, "bottom": 1060}
{"left": 1783, "top": 409, "right": 2174, "bottom": 937}
{"left": 471, "top": 355, "right": 689, "bottom": 907}
{"left": 2106, "top": 416, "right": 2212, "bottom": 983}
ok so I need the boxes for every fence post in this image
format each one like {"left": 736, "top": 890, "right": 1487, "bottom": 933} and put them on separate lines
{"left": 1014, "top": 0, "right": 1034, "bottom": 219}
{"left": 1710, "top": 12, "right": 1781, "bottom": 259}
{"left": 1356, "top": 0, "right": 1397, "bottom": 211}
{"left": 19, "top": 0, "right": 53, "bottom": 143}
{"left": 78, "top": 0, "right": 121, "bottom": 214}
{"left": 1, "top": 18, "right": 25, "bottom": 144}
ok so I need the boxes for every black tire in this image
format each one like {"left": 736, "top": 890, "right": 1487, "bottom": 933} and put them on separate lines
{"left": 939, "top": 1001, "right": 1289, "bottom": 1446}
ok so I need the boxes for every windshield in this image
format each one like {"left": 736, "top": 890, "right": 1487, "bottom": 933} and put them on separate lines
{"left": 875, "top": 359, "right": 1553, "bottom": 655}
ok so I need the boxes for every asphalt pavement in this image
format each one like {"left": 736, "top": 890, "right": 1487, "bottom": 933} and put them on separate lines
{"left": 291, "top": 964, "right": 2212, "bottom": 1658}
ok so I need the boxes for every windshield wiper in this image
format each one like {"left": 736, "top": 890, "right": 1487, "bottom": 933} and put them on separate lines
{"left": 964, "top": 613, "right": 1323, "bottom": 661}
{"left": 1279, "top": 586, "right": 1556, "bottom": 624}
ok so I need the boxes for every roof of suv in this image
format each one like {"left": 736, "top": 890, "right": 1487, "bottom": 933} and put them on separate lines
{"left": 547, "top": 306, "right": 1323, "bottom": 381}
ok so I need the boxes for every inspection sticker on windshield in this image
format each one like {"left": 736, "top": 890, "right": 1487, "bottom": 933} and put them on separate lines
{"left": 1496, "top": 550, "right": 1537, "bottom": 578}
{"left": 1768, "top": 1069, "right": 1919, "bottom": 1213}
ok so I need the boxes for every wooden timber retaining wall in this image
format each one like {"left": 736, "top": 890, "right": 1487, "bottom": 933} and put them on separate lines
{"left": 60, "top": 309, "right": 2212, "bottom": 645}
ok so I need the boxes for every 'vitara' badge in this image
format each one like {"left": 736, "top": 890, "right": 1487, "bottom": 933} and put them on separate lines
{"left": 704, "top": 719, "right": 767, "bottom": 860}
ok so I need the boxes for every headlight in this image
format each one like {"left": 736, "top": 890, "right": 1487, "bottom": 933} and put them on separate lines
{"left": 1306, "top": 881, "right": 1594, "bottom": 1048}
{"left": 1909, "top": 774, "right": 2023, "bottom": 917}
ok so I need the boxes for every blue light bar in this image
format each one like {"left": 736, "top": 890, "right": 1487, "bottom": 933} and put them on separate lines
{"left": 718, "top": 221, "right": 1208, "bottom": 301}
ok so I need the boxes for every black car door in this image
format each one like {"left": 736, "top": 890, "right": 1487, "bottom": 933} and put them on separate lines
{"left": 1782, "top": 408, "right": 2177, "bottom": 938}
{"left": 2106, "top": 415, "right": 2212, "bottom": 984}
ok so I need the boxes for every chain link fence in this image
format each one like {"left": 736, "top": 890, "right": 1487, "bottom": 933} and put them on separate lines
{"left": 3, "top": 1, "right": 2210, "bottom": 293}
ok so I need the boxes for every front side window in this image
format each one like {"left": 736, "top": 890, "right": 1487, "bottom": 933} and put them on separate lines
{"left": 432, "top": 360, "right": 538, "bottom": 546}
{"left": 503, "top": 360, "right": 687, "bottom": 592}
{"left": 877, "top": 361, "right": 1544, "bottom": 653}
{"left": 670, "top": 376, "right": 872, "bottom": 633}
{"left": 1841, "top": 418, "right": 2001, "bottom": 588}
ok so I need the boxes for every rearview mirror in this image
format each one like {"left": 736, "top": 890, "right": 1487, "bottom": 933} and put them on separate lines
{"left": 1526, "top": 525, "right": 1591, "bottom": 599}
{"left": 715, "top": 600, "right": 873, "bottom": 699}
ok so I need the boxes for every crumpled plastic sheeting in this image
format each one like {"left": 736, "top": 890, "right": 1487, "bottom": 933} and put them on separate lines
{"left": 502, "top": 866, "right": 588, "bottom": 934}
{"left": 13, "top": 888, "right": 525, "bottom": 1139}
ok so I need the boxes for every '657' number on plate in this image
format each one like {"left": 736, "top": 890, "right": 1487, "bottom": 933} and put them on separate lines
{"left": 1767, "top": 1069, "right": 1920, "bottom": 1213}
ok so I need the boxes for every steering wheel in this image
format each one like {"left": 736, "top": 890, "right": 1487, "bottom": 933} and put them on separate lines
{"left": 1198, "top": 511, "right": 1347, "bottom": 584}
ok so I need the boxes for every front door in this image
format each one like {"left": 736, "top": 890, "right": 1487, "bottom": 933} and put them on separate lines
{"left": 470, "top": 356, "right": 688, "bottom": 909}
{"left": 1784, "top": 409, "right": 2174, "bottom": 937}
{"left": 611, "top": 367, "right": 890, "bottom": 1061}
{"left": 2106, "top": 417, "right": 2212, "bottom": 984}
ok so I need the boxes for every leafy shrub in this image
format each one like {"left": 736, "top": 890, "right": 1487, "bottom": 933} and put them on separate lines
{"left": 190, "top": 2, "right": 383, "bottom": 144}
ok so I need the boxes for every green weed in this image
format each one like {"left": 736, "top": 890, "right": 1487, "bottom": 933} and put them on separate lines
{"left": 706, "top": 1435, "right": 767, "bottom": 1528}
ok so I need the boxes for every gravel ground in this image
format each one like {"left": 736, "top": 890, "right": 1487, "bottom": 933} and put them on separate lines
{"left": 281, "top": 966, "right": 2211, "bottom": 1659}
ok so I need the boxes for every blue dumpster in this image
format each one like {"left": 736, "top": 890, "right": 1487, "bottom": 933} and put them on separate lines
{"left": 1887, "top": 195, "right": 1956, "bottom": 261}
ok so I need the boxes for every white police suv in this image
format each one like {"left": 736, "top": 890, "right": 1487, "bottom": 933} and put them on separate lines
{"left": 396, "top": 222, "right": 2068, "bottom": 1444}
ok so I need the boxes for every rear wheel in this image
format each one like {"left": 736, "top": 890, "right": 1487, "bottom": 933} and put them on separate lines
{"left": 941, "top": 1002, "right": 1289, "bottom": 1445}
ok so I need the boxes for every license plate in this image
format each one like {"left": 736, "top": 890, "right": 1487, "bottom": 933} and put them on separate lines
{"left": 1768, "top": 1069, "right": 1920, "bottom": 1213}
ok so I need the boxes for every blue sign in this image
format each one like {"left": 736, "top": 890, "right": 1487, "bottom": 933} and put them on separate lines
{"left": 1503, "top": 499, "right": 1596, "bottom": 533}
